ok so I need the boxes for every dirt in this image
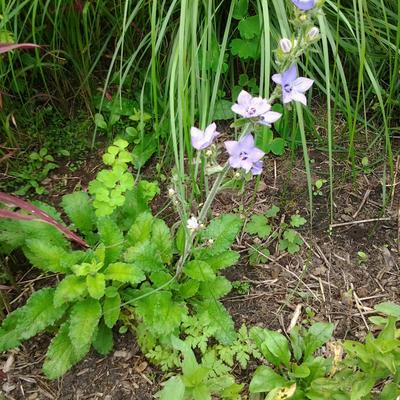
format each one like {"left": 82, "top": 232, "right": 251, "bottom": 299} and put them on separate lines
{"left": 0, "top": 144, "right": 399, "bottom": 399}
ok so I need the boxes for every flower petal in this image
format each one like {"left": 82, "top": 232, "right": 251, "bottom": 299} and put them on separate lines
{"left": 291, "top": 90, "right": 308, "bottom": 106}
{"left": 259, "top": 111, "right": 282, "bottom": 126}
{"left": 293, "top": 77, "right": 314, "bottom": 92}
{"left": 239, "top": 134, "right": 255, "bottom": 149}
{"left": 224, "top": 140, "right": 239, "bottom": 156}
{"left": 291, "top": 0, "right": 316, "bottom": 11}
{"left": 236, "top": 90, "right": 252, "bottom": 107}
{"left": 251, "top": 161, "right": 263, "bottom": 175}
{"left": 282, "top": 65, "right": 298, "bottom": 85}
{"left": 272, "top": 73, "right": 283, "bottom": 85}
{"left": 231, "top": 104, "right": 247, "bottom": 117}
{"left": 248, "top": 147, "right": 265, "bottom": 162}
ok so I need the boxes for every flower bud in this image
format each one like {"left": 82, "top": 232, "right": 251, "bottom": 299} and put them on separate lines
{"left": 279, "top": 38, "right": 292, "bottom": 54}
{"left": 308, "top": 27, "right": 319, "bottom": 40}
{"left": 168, "top": 188, "right": 175, "bottom": 197}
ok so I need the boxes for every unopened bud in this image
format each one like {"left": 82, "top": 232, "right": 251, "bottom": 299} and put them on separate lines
{"left": 168, "top": 188, "right": 175, "bottom": 197}
{"left": 308, "top": 27, "right": 319, "bottom": 40}
{"left": 279, "top": 38, "right": 292, "bottom": 54}
{"left": 299, "top": 14, "right": 307, "bottom": 22}
{"left": 234, "top": 172, "right": 241, "bottom": 178}
{"left": 205, "top": 149, "right": 212, "bottom": 157}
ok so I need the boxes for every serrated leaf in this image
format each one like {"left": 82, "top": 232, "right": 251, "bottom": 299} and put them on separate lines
{"left": 103, "top": 293, "right": 121, "bottom": 328}
{"left": 43, "top": 322, "right": 86, "bottom": 380}
{"left": 0, "top": 288, "right": 67, "bottom": 352}
{"left": 23, "top": 239, "right": 80, "bottom": 273}
{"left": 290, "top": 214, "right": 307, "bottom": 228}
{"left": 184, "top": 260, "right": 216, "bottom": 281}
{"left": 152, "top": 218, "right": 173, "bottom": 264}
{"left": 97, "top": 217, "right": 123, "bottom": 264}
{"left": 265, "top": 205, "right": 280, "bottom": 218}
{"left": 245, "top": 215, "right": 271, "bottom": 238}
{"left": 195, "top": 300, "right": 236, "bottom": 345}
{"left": 198, "top": 214, "right": 242, "bottom": 256}
{"left": 69, "top": 298, "right": 102, "bottom": 354}
{"left": 123, "top": 241, "right": 164, "bottom": 273}
{"left": 249, "top": 365, "right": 287, "bottom": 393}
{"left": 200, "top": 251, "right": 240, "bottom": 271}
{"left": 135, "top": 291, "right": 187, "bottom": 336}
{"left": 54, "top": 275, "right": 87, "bottom": 307}
{"left": 104, "top": 262, "right": 146, "bottom": 284}
{"left": 92, "top": 320, "right": 113, "bottom": 355}
{"left": 126, "top": 211, "right": 154, "bottom": 246}
{"left": 213, "top": 99, "right": 235, "bottom": 121}
{"left": 61, "top": 192, "right": 96, "bottom": 234}
{"left": 86, "top": 273, "right": 106, "bottom": 299}
{"left": 178, "top": 280, "right": 200, "bottom": 299}
{"left": 198, "top": 276, "right": 232, "bottom": 299}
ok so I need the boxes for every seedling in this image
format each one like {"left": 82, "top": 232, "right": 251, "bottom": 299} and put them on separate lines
{"left": 313, "top": 178, "right": 327, "bottom": 196}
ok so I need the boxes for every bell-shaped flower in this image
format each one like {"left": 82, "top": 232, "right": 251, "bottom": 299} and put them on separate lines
{"left": 231, "top": 90, "right": 271, "bottom": 119}
{"left": 224, "top": 134, "right": 265, "bottom": 175}
{"left": 190, "top": 122, "right": 219, "bottom": 150}
{"left": 291, "top": 0, "right": 316, "bottom": 11}
{"left": 272, "top": 65, "right": 313, "bottom": 106}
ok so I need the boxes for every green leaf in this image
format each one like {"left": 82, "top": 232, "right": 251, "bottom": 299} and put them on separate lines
{"left": 351, "top": 376, "right": 376, "bottom": 400}
{"left": 249, "top": 365, "right": 287, "bottom": 393}
{"left": 245, "top": 215, "right": 272, "bottom": 238}
{"left": 54, "top": 275, "right": 87, "bottom": 307}
{"left": 132, "top": 136, "right": 157, "bottom": 169}
{"left": 135, "top": 291, "right": 187, "bottom": 336}
{"left": 94, "top": 113, "right": 107, "bottom": 130}
{"left": 104, "top": 262, "right": 146, "bottom": 284}
{"left": 269, "top": 138, "right": 286, "bottom": 156}
{"left": 213, "top": 99, "right": 235, "bottom": 121}
{"left": 158, "top": 376, "right": 185, "bottom": 400}
{"left": 43, "top": 322, "right": 85, "bottom": 380}
{"left": 184, "top": 260, "right": 216, "bottom": 281}
{"left": 303, "top": 323, "right": 334, "bottom": 360}
{"left": 178, "top": 280, "right": 200, "bottom": 299}
{"left": 380, "top": 383, "right": 400, "bottom": 400}
{"left": 193, "top": 385, "right": 211, "bottom": 400}
{"left": 290, "top": 214, "right": 307, "bottom": 228}
{"left": 97, "top": 217, "right": 123, "bottom": 264}
{"left": 233, "top": 0, "right": 248, "bottom": 19}
{"left": 249, "top": 244, "right": 270, "bottom": 266}
{"left": 69, "top": 298, "right": 102, "bottom": 354}
{"left": 374, "top": 302, "right": 400, "bottom": 318}
{"left": 124, "top": 241, "right": 164, "bottom": 273}
{"left": 126, "top": 211, "right": 154, "bottom": 246}
{"left": 92, "top": 321, "right": 113, "bottom": 356}
{"left": 103, "top": 293, "right": 121, "bottom": 328}
{"left": 195, "top": 300, "right": 236, "bottom": 345}
{"left": 260, "top": 329, "right": 291, "bottom": 367}
{"left": 238, "top": 15, "right": 261, "bottom": 39}
{"left": 0, "top": 288, "right": 67, "bottom": 351}
{"left": 230, "top": 38, "right": 260, "bottom": 60}
{"left": 86, "top": 273, "right": 106, "bottom": 300}
{"left": 152, "top": 218, "right": 173, "bottom": 264}
{"left": 24, "top": 239, "right": 80, "bottom": 273}
{"left": 198, "top": 214, "right": 242, "bottom": 256}
{"left": 198, "top": 276, "right": 232, "bottom": 299}
{"left": 292, "top": 363, "right": 310, "bottom": 378}
{"left": 265, "top": 205, "right": 280, "bottom": 218}
{"left": 61, "top": 192, "right": 96, "bottom": 234}
{"left": 201, "top": 251, "right": 240, "bottom": 271}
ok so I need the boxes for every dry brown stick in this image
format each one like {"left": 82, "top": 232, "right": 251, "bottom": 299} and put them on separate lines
{"left": 390, "top": 155, "right": 400, "bottom": 209}
{"left": 330, "top": 217, "right": 391, "bottom": 229}
{"left": 352, "top": 189, "right": 371, "bottom": 219}
{"left": 287, "top": 304, "right": 302, "bottom": 332}
{"left": 351, "top": 283, "right": 370, "bottom": 331}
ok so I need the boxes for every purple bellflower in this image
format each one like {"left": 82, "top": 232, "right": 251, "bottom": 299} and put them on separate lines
{"left": 272, "top": 65, "right": 313, "bottom": 106}
{"left": 231, "top": 90, "right": 271, "bottom": 119}
{"left": 291, "top": 0, "right": 316, "bottom": 11}
{"left": 225, "top": 134, "right": 265, "bottom": 175}
{"left": 190, "top": 122, "right": 219, "bottom": 150}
